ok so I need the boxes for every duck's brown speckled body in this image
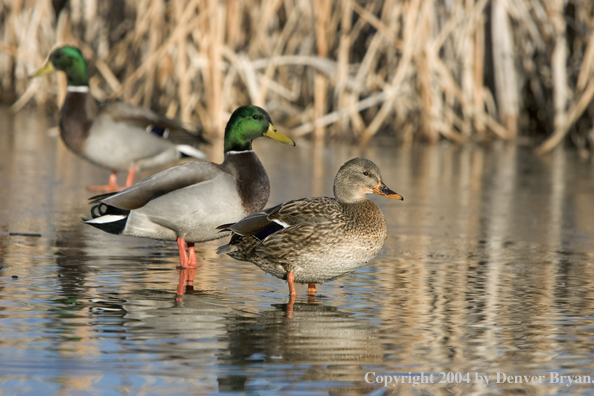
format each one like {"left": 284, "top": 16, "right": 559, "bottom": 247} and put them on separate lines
{"left": 217, "top": 158, "right": 403, "bottom": 296}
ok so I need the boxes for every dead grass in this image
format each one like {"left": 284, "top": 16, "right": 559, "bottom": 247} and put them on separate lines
{"left": 2, "top": 0, "right": 594, "bottom": 154}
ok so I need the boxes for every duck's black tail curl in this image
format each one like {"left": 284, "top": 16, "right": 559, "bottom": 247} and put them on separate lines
{"left": 83, "top": 204, "right": 130, "bottom": 235}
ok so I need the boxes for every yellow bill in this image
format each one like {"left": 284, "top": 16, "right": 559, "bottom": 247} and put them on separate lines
{"left": 29, "top": 60, "right": 55, "bottom": 78}
{"left": 263, "top": 123, "right": 295, "bottom": 146}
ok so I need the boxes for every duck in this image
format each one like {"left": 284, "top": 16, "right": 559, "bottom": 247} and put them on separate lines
{"left": 217, "top": 157, "right": 403, "bottom": 297}
{"left": 85, "top": 105, "right": 295, "bottom": 277}
{"left": 30, "top": 46, "right": 208, "bottom": 192}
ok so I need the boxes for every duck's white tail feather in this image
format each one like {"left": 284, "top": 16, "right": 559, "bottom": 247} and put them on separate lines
{"left": 85, "top": 215, "right": 127, "bottom": 224}
{"left": 177, "top": 144, "right": 207, "bottom": 159}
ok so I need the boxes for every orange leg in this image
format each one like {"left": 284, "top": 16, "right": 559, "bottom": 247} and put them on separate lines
{"left": 87, "top": 171, "right": 121, "bottom": 192}
{"left": 176, "top": 239, "right": 198, "bottom": 269}
{"left": 176, "top": 268, "right": 189, "bottom": 298}
{"left": 176, "top": 267, "right": 196, "bottom": 300}
{"left": 187, "top": 242, "right": 196, "bottom": 268}
{"left": 186, "top": 242, "right": 197, "bottom": 285}
{"left": 124, "top": 164, "right": 136, "bottom": 188}
{"left": 185, "top": 267, "right": 196, "bottom": 288}
{"left": 177, "top": 237, "right": 189, "bottom": 268}
{"left": 307, "top": 283, "right": 316, "bottom": 296}
{"left": 287, "top": 272, "right": 297, "bottom": 296}
{"left": 286, "top": 293, "right": 296, "bottom": 318}
{"left": 175, "top": 239, "right": 199, "bottom": 300}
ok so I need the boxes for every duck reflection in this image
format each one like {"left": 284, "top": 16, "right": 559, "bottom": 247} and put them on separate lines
{"left": 176, "top": 267, "right": 197, "bottom": 299}
{"left": 111, "top": 291, "right": 381, "bottom": 394}
{"left": 229, "top": 299, "right": 382, "bottom": 363}
{"left": 121, "top": 293, "right": 232, "bottom": 346}
{"left": 222, "top": 298, "right": 382, "bottom": 394}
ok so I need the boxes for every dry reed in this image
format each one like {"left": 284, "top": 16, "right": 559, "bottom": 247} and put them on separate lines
{"left": 1, "top": 0, "right": 594, "bottom": 154}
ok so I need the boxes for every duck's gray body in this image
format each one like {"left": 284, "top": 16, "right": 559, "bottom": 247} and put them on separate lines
{"left": 82, "top": 103, "right": 295, "bottom": 272}
{"left": 86, "top": 151, "right": 269, "bottom": 243}
{"left": 61, "top": 91, "right": 205, "bottom": 173}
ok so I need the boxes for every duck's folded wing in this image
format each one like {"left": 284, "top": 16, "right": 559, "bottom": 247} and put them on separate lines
{"left": 100, "top": 101, "right": 208, "bottom": 145}
{"left": 271, "top": 197, "right": 339, "bottom": 225}
{"left": 90, "top": 161, "right": 222, "bottom": 210}
{"left": 259, "top": 223, "right": 317, "bottom": 258}
{"left": 220, "top": 197, "right": 339, "bottom": 237}
{"left": 218, "top": 203, "right": 283, "bottom": 236}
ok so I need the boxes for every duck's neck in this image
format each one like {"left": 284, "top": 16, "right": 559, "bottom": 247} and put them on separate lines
{"left": 59, "top": 90, "right": 97, "bottom": 155}
{"left": 342, "top": 199, "right": 386, "bottom": 227}
{"left": 224, "top": 151, "right": 270, "bottom": 215}
{"left": 64, "top": 59, "right": 89, "bottom": 86}
{"left": 224, "top": 139, "right": 252, "bottom": 152}
{"left": 66, "top": 85, "right": 90, "bottom": 93}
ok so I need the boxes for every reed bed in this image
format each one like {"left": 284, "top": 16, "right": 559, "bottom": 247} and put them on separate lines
{"left": 1, "top": 0, "right": 594, "bottom": 154}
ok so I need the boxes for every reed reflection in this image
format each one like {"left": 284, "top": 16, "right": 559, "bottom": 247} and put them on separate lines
{"left": 363, "top": 142, "right": 594, "bottom": 395}
{"left": 2, "top": 106, "right": 594, "bottom": 395}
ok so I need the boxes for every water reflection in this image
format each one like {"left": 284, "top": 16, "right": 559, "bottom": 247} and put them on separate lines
{"left": 223, "top": 299, "right": 381, "bottom": 395}
{"left": 83, "top": 291, "right": 383, "bottom": 394}
{"left": 1, "top": 107, "right": 594, "bottom": 394}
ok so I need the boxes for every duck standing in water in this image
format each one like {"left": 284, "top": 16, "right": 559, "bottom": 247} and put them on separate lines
{"left": 217, "top": 157, "right": 403, "bottom": 297}
{"left": 85, "top": 105, "right": 295, "bottom": 293}
{"left": 30, "top": 46, "right": 208, "bottom": 192}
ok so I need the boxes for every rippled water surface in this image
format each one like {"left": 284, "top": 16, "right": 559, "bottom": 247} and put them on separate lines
{"left": 1, "top": 107, "right": 594, "bottom": 395}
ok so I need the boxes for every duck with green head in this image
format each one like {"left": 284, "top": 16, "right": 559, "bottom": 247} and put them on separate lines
{"left": 85, "top": 105, "right": 295, "bottom": 287}
{"left": 31, "top": 46, "right": 208, "bottom": 192}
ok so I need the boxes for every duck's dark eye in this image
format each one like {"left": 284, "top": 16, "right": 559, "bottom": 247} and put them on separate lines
{"left": 363, "top": 171, "right": 370, "bottom": 176}
{"left": 252, "top": 115, "right": 260, "bottom": 120}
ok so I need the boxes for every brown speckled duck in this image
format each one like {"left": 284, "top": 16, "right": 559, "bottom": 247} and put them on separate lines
{"left": 30, "top": 46, "right": 208, "bottom": 192}
{"left": 217, "top": 158, "right": 403, "bottom": 297}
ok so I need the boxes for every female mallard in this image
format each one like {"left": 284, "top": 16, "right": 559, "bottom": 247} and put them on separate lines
{"left": 30, "top": 46, "right": 208, "bottom": 192}
{"left": 85, "top": 105, "right": 295, "bottom": 271}
{"left": 217, "top": 158, "right": 403, "bottom": 297}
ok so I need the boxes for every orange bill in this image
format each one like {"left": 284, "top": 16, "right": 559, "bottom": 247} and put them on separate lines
{"left": 373, "top": 182, "right": 403, "bottom": 200}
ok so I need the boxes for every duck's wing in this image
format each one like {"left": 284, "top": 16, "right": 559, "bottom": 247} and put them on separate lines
{"left": 100, "top": 101, "right": 209, "bottom": 145}
{"left": 90, "top": 160, "right": 223, "bottom": 210}
{"left": 219, "top": 197, "right": 339, "bottom": 238}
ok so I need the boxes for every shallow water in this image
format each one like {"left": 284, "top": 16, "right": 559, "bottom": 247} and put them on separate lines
{"left": 1, "top": 106, "right": 594, "bottom": 395}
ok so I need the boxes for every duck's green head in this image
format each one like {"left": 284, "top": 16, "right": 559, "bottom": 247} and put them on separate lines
{"left": 224, "top": 105, "right": 295, "bottom": 152}
{"left": 30, "top": 46, "right": 89, "bottom": 86}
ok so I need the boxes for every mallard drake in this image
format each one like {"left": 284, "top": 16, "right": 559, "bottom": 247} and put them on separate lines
{"left": 30, "top": 46, "right": 208, "bottom": 192}
{"left": 217, "top": 158, "right": 403, "bottom": 297}
{"left": 85, "top": 105, "right": 295, "bottom": 274}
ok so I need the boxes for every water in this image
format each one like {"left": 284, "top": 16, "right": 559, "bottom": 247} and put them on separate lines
{"left": 1, "top": 106, "right": 594, "bottom": 395}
